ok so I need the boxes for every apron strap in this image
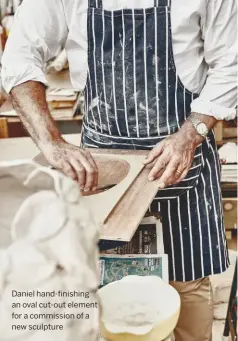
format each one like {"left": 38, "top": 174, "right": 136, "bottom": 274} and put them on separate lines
{"left": 154, "top": 0, "right": 171, "bottom": 6}
{"left": 88, "top": 0, "right": 103, "bottom": 9}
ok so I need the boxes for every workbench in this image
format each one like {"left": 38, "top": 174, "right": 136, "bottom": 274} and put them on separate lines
{"left": 1, "top": 134, "right": 236, "bottom": 196}
{"left": 1, "top": 134, "right": 237, "bottom": 195}
{"left": 0, "top": 134, "right": 236, "bottom": 242}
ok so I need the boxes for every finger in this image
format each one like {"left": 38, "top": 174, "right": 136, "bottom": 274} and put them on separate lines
{"left": 84, "top": 149, "right": 98, "bottom": 169}
{"left": 174, "top": 166, "right": 184, "bottom": 180}
{"left": 143, "top": 142, "right": 164, "bottom": 165}
{"left": 148, "top": 154, "right": 169, "bottom": 181}
{"left": 161, "top": 157, "right": 183, "bottom": 182}
{"left": 87, "top": 158, "right": 98, "bottom": 192}
{"left": 61, "top": 161, "right": 77, "bottom": 181}
{"left": 78, "top": 155, "right": 97, "bottom": 191}
{"left": 83, "top": 150, "right": 99, "bottom": 191}
{"left": 174, "top": 168, "right": 189, "bottom": 184}
{"left": 156, "top": 160, "right": 181, "bottom": 188}
{"left": 69, "top": 157, "right": 86, "bottom": 189}
{"left": 145, "top": 159, "right": 156, "bottom": 170}
{"left": 151, "top": 167, "right": 166, "bottom": 180}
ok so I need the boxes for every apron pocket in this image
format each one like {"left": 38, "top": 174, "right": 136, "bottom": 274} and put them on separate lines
{"left": 155, "top": 145, "right": 203, "bottom": 199}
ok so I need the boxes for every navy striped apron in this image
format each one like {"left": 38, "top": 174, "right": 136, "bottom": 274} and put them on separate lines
{"left": 81, "top": 0, "right": 229, "bottom": 281}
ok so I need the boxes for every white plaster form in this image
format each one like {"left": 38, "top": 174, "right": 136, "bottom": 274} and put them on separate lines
{"left": 0, "top": 160, "right": 100, "bottom": 341}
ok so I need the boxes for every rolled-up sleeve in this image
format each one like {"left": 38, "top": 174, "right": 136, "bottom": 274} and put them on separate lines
{"left": 1, "top": 0, "right": 68, "bottom": 93}
{"left": 191, "top": 0, "right": 237, "bottom": 120}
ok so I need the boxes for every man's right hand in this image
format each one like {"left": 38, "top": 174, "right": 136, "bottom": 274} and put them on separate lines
{"left": 42, "top": 140, "right": 98, "bottom": 192}
{"left": 10, "top": 82, "right": 98, "bottom": 191}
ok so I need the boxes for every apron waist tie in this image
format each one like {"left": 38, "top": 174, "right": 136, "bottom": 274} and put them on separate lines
{"left": 82, "top": 122, "right": 171, "bottom": 150}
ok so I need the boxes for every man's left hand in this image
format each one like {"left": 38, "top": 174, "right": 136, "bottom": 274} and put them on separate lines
{"left": 143, "top": 128, "right": 202, "bottom": 188}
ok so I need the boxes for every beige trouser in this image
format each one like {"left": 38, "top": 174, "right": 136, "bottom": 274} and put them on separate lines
{"left": 169, "top": 277, "right": 213, "bottom": 341}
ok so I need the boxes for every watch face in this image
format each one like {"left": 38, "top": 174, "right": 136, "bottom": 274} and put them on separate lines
{"left": 197, "top": 122, "right": 208, "bottom": 136}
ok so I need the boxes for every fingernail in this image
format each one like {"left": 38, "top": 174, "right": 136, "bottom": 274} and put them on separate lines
{"left": 158, "top": 182, "right": 165, "bottom": 189}
{"left": 92, "top": 187, "right": 97, "bottom": 192}
{"left": 149, "top": 177, "right": 154, "bottom": 181}
{"left": 84, "top": 188, "right": 90, "bottom": 192}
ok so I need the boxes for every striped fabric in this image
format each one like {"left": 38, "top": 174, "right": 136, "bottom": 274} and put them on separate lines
{"left": 82, "top": 0, "right": 229, "bottom": 281}
{"left": 159, "top": 132, "right": 229, "bottom": 281}
{"left": 85, "top": 1, "right": 196, "bottom": 139}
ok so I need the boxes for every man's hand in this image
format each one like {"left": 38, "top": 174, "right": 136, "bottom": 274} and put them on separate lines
{"left": 143, "top": 131, "right": 197, "bottom": 188}
{"left": 10, "top": 82, "right": 98, "bottom": 191}
{"left": 143, "top": 113, "right": 217, "bottom": 188}
{"left": 42, "top": 140, "right": 98, "bottom": 191}
{"left": 10, "top": 81, "right": 98, "bottom": 191}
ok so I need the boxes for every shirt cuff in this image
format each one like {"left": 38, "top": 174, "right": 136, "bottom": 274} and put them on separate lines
{"left": 1, "top": 65, "right": 48, "bottom": 93}
{"left": 191, "top": 98, "right": 237, "bottom": 121}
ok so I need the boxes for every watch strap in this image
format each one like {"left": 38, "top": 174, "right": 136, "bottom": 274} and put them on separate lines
{"left": 187, "top": 115, "right": 199, "bottom": 127}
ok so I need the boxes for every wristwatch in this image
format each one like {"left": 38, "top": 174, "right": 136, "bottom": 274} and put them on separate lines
{"left": 187, "top": 115, "right": 209, "bottom": 138}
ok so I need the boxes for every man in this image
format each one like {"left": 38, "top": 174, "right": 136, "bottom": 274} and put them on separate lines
{"left": 1, "top": 0, "right": 237, "bottom": 340}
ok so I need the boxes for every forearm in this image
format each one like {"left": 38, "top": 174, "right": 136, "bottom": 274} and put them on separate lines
{"left": 10, "top": 81, "right": 63, "bottom": 150}
{"left": 10, "top": 81, "right": 98, "bottom": 189}
{"left": 180, "top": 112, "right": 217, "bottom": 146}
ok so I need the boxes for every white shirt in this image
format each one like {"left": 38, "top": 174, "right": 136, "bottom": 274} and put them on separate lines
{"left": 1, "top": 0, "right": 237, "bottom": 120}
